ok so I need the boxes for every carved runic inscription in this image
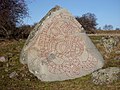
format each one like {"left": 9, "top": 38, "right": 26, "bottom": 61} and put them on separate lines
{"left": 29, "top": 11, "right": 98, "bottom": 77}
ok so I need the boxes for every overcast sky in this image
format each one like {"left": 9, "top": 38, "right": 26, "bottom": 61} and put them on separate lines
{"left": 24, "top": 0, "right": 120, "bottom": 29}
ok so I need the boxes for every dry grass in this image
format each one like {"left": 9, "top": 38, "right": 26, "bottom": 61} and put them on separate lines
{"left": 95, "top": 30, "right": 120, "bottom": 34}
{"left": 0, "top": 37, "right": 120, "bottom": 90}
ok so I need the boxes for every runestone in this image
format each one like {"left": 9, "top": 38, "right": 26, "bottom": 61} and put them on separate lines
{"left": 20, "top": 6, "right": 104, "bottom": 81}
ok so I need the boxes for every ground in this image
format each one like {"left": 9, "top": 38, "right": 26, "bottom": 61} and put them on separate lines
{"left": 0, "top": 36, "right": 120, "bottom": 90}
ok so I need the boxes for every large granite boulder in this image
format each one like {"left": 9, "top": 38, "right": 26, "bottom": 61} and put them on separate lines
{"left": 20, "top": 6, "right": 104, "bottom": 81}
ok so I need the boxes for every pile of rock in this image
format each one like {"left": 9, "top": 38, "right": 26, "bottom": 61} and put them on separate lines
{"left": 100, "top": 36, "right": 119, "bottom": 53}
{"left": 92, "top": 67, "right": 120, "bottom": 85}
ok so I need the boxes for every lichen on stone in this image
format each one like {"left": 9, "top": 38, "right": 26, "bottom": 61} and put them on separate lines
{"left": 25, "top": 5, "right": 61, "bottom": 46}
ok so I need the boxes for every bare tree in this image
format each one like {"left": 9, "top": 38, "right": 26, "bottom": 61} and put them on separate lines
{"left": 76, "top": 13, "right": 97, "bottom": 34}
{"left": 115, "top": 28, "right": 120, "bottom": 30}
{"left": 103, "top": 24, "right": 113, "bottom": 30}
{"left": 0, "top": 0, "right": 28, "bottom": 39}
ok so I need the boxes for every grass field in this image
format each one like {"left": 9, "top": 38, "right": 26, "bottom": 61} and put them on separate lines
{"left": 0, "top": 36, "right": 120, "bottom": 90}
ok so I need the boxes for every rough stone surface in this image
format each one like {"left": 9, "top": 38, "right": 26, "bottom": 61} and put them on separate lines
{"left": 92, "top": 67, "right": 120, "bottom": 85}
{"left": 20, "top": 6, "right": 104, "bottom": 81}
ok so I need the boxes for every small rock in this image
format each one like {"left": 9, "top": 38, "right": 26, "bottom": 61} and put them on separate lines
{"left": 0, "top": 56, "right": 6, "bottom": 62}
{"left": 2, "top": 75, "right": 4, "bottom": 78}
{"left": 92, "top": 67, "right": 120, "bottom": 85}
{"left": 21, "top": 73, "right": 26, "bottom": 77}
{"left": 6, "top": 63, "right": 9, "bottom": 67}
{"left": 115, "top": 51, "right": 120, "bottom": 54}
{"left": 114, "top": 56, "right": 120, "bottom": 61}
{"left": 5, "top": 68, "right": 9, "bottom": 72}
{"left": 9, "top": 71, "right": 18, "bottom": 78}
